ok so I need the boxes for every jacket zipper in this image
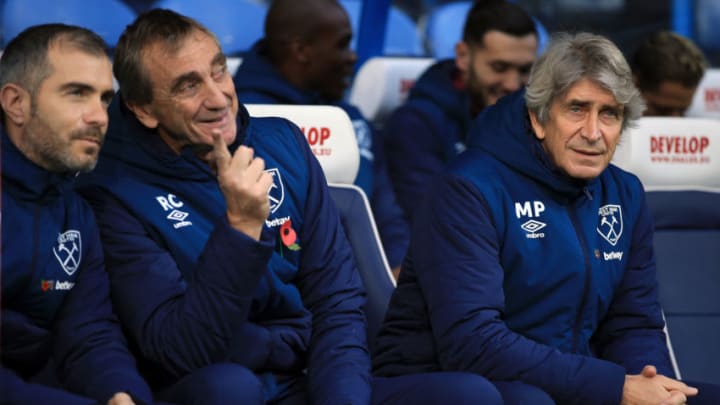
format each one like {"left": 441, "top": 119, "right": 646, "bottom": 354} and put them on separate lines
{"left": 568, "top": 189, "right": 593, "bottom": 352}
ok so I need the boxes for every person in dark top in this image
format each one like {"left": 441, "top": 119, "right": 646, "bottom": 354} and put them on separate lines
{"left": 384, "top": 0, "right": 538, "bottom": 222}
{"left": 0, "top": 23, "right": 152, "bottom": 405}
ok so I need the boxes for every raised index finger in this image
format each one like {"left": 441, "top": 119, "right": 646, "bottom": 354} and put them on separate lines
{"left": 209, "top": 130, "right": 232, "bottom": 175}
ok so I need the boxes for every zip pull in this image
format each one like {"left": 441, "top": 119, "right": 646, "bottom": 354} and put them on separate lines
{"left": 583, "top": 187, "right": 593, "bottom": 200}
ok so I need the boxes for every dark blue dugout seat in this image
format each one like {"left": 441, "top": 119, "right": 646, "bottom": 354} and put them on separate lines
{"left": 150, "top": 0, "right": 267, "bottom": 56}
{"left": 245, "top": 104, "right": 396, "bottom": 350}
{"left": 422, "top": 0, "right": 549, "bottom": 58}
{"left": 340, "top": 0, "right": 424, "bottom": 56}
{"left": 613, "top": 117, "right": 720, "bottom": 383}
{"left": 1, "top": 0, "right": 136, "bottom": 49}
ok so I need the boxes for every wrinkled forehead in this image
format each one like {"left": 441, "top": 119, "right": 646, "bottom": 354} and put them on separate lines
{"left": 140, "top": 30, "right": 222, "bottom": 83}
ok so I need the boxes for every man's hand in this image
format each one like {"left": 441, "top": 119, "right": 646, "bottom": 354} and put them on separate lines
{"left": 641, "top": 365, "right": 698, "bottom": 402}
{"left": 622, "top": 365, "right": 698, "bottom": 405}
{"left": 107, "top": 392, "right": 135, "bottom": 405}
{"left": 208, "top": 131, "right": 273, "bottom": 240}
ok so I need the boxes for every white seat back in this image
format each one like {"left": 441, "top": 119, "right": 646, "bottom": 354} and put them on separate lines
{"left": 245, "top": 104, "right": 359, "bottom": 185}
{"left": 612, "top": 117, "right": 720, "bottom": 191}
{"left": 686, "top": 68, "right": 720, "bottom": 119}
{"left": 349, "top": 56, "right": 434, "bottom": 125}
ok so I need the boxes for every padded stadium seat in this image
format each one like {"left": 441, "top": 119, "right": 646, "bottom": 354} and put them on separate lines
{"left": 612, "top": 117, "right": 720, "bottom": 382}
{"left": 686, "top": 68, "right": 720, "bottom": 119}
{"left": 348, "top": 56, "right": 434, "bottom": 125}
{"left": 422, "top": 1, "right": 549, "bottom": 59}
{"left": 340, "top": 0, "right": 424, "bottom": 56}
{"left": 246, "top": 104, "right": 396, "bottom": 349}
{"left": 150, "top": 0, "right": 267, "bottom": 55}
{"left": 1, "top": 0, "right": 136, "bottom": 49}
{"left": 245, "top": 104, "right": 359, "bottom": 184}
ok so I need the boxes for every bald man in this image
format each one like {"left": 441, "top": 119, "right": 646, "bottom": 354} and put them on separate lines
{"left": 233, "top": 0, "right": 409, "bottom": 278}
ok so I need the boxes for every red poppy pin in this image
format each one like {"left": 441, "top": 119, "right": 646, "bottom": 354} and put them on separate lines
{"left": 280, "top": 220, "right": 301, "bottom": 251}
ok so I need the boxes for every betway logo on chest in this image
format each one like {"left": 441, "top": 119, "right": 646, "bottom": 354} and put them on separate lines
{"left": 40, "top": 279, "right": 75, "bottom": 292}
{"left": 300, "top": 126, "right": 332, "bottom": 157}
{"left": 650, "top": 135, "right": 711, "bottom": 164}
{"left": 265, "top": 216, "right": 290, "bottom": 228}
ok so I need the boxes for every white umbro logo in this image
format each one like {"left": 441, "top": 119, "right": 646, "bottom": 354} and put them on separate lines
{"left": 521, "top": 219, "right": 546, "bottom": 239}
{"left": 156, "top": 194, "right": 193, "bottom": 229}
{"left": 167, "top": 210, "right": 189, "bottom": 222}
{"left": 521, "top": 219, "right": 546, "bottom": 233}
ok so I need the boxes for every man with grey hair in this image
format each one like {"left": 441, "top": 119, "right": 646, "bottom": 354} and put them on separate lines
{"left": 373, "top": 32, "right": 719, "bottom": 404}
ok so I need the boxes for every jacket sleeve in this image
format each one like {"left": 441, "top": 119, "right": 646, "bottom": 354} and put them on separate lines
{"left": 290, "top": 123, "right": 371, "bottom": 405}
{"left": 384, "top": 105, "right": 447, "bottom": 222}
{"left": 83, "top": 191, "right": 275, "bottom": 378}
{"left": 413, "top": 176, "right": 627, "bottom": 405}
{"left": 592, "top": 192, "right": 674, "bottom": 377}
{"left": 0, "top": 367, "right": 96, "bottom": 405}
{"left": 52, "top": 208, "right": 153, "bottom": 404}
{"left": 369, "top": 124, "right": 410, "bottom": 268}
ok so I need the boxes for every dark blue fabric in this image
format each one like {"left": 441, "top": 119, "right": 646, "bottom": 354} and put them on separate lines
{"left": 77, "top": 96, "right": 371, "bottom": 404}
{"left": 157, "top": 363, "right": 264, "bottom": 405}
{"left": 233, "top": 41, "right": 409, "bottom": 268}
{"left": 383, "top": 59, "right": 472, "bottom": 221}
{"left": 371, "top": 372, "right": 502, "bottom": 405}
{"left": 1, "top": 129, "right": 152, "bottom": 404}
{"left": 373, "top": 90, "right": 673, "bottom": 404}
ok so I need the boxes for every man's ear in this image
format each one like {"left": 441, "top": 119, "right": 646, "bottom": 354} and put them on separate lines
{"left": 289, "top": 38, "right": 311, "bottom": 65}
{"left": 454, "top": 41, "right": 470, "bottom": 74}
{"left": 528, "top": 110, "right": 545, "bottom": 140}
{"left": 0, "top": 84, "right": 31, "bottom": 126}
{"left": 126, "top": 101, "right": 159, "bottom": 129}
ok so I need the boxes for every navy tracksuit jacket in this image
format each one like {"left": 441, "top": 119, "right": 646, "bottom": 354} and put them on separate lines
{"left": 1, "top": 129, "right": 152, "bottom": 404}
{"left": 373, "top": 90, "right": 673, "bottom": 404}
{"left": 78, "top": 97, "right": 371, "bottom": 404}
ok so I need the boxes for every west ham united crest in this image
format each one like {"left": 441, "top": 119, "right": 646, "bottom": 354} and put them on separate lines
{"left": 266, "top": 168, "right": 285, "bottom": 214}
{"left": 597, "top": 204, "right": 623, "bottom": 246}
{"left": 53, "top": 230, "right": 82, "bottom": 276}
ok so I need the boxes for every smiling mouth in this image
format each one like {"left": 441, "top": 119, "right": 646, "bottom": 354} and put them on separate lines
{"left": 198, "top": 113, "right": 230, "bottom": 127}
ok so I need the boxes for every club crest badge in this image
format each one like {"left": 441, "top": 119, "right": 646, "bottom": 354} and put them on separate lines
{"left": 266, "top": 168, "right": 285, "bottom": 214}
{"left": 53, "top": 230, "right": 81, "bottom": 276}
{"left": 597, "top": 204, "right": 623, "bottom": 246}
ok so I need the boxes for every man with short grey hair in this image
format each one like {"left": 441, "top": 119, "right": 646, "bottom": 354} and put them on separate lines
{"left": 373, "top": 32, "right": 720, "bottom": 404}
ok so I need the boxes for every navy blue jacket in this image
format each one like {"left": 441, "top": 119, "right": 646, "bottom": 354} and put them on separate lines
{"left": 373, "top": 91, "right": 672, "bottom": 404}
{"left": 383, "top": 59, "right": 472, "bottom": 221}
{"left": 1, "top": 130, "right": 152, "bottom": 404}
{"left": 233, "top": 41, "right": 409, "bottom": 268}
{"left": 78, "top": 97, "right": 371, "bottom": 404}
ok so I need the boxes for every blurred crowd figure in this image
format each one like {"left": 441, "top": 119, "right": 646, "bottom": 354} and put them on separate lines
{"left": 383, "top": 0, "right": 538, "bottom": 222}
{"left": 630, "top": 30, "right": 708, "bottom": 117}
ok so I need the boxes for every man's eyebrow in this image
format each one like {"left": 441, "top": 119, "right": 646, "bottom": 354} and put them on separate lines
{"left": 59, "top": 82, "right": 95, "bottom": 93}
{"left": 169, "top": 71, "right": 202, "bottom": 93}
{"left": 564, "top": 99, "right": 591, "bottom": 108}
{"left": 211, "top": 52, "right": 227, "bottom": 66}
